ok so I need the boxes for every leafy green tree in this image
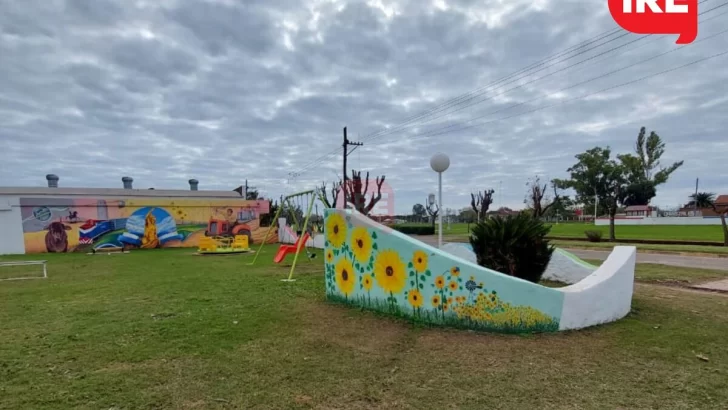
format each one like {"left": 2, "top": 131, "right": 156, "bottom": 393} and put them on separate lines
{"left": 555, "top": 147, "right": 627, "bottom": 242}
{"left": 618, "top": 127, "right": 684, "bottom": 205}
{"left": 412, "top": 203, "right": 427, "bottom": 222}
{"left": 458, "top": 207, "right": 477, "bottom": 223}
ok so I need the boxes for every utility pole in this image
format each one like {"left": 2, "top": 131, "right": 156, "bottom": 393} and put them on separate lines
{"left": 342, "top": 126, "right": 363, "bottom": 209}
{"left": 694, "top": 178, "right": 699, "bottom": 214}
{"left": 244, "top": 179, "right": 248, "bottom": 200}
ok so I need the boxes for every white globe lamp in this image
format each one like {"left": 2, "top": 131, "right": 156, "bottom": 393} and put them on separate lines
{"left": 430, "top": 153, "right": 450, "bottom": 248}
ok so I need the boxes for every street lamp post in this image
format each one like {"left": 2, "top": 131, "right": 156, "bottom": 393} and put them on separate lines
{"left": 430, "top": 153, "right": 450, "bottom": 248}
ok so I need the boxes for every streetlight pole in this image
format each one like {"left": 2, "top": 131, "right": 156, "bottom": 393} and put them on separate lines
{"left": 430, "top": 153, "right": 450, "bottom": 249}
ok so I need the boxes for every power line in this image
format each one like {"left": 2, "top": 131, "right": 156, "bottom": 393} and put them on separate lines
{"left": 356, "top": 0, "right": 718, "bottom": 144}
{"left": 369, "top": 26, "right": 728, "bottom": 145}
{"left": 404, "top": 48, "right": 728, "bottom": 142}
{"left": 288, "top": 29, "right": 634, "bottom": 178}
{"left": 363, "top": 0, "right": 727, "bottom": 145}
{"left": 287, "top": 0, "right": 725, "bottom": 178}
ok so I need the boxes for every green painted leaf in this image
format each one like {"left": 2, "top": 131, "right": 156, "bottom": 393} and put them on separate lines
{"left": 372, "top": 243, "right": 379, "bottom": 250}
{"left": 372, "top": 232, "right": 378, "bottom": 239}
{"left": 425, "top": 270, "right": 432, "bottom": 277}
{"left": 410, "top": 280, "right": 415, "bottom": 286}
{"left": 420, "top": 275, "right": 426, "bottom": 282}
{"left": 419, "top": 283, "right": 424, "bottom": 290}
{"left": 409, "top": 272, "right": 414, "bottom": 277}
{"left": 407, "top": 262, "right": 413, "bottom": 268}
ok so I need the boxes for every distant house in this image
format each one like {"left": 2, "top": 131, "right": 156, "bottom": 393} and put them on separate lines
{"left": 678, "top": 194, "right": 728, "bottom": 217}
{"left": 624, "top": 205, "right": 656, "bottom": 217}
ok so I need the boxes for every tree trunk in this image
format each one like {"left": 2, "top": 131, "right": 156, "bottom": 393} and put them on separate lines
{"left": 721, "top": 212, "right": 728, "bottom": 247}
{"left": 609, "top": 215, "right": 616, "bottom": 242}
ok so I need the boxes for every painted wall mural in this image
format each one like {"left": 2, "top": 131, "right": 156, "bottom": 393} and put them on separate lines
{"left": 324, "top": 209, "right": 565, "bottom": 333}
{"left": 20, "top": 197, "right": 275, "bottom": 253}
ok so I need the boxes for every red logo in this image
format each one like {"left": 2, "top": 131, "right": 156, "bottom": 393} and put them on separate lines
{"left": 608, "top": 0, "right": 698, "bottom": 44}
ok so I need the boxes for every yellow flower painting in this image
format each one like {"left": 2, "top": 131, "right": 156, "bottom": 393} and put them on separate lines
{"left": 408, "top": 289, "right": 423, "bottom": 308}
{"left": 351, "top": 227, "right": 372, "bottom": 263}
{"left": 374, "top": 250, "right": 406, "bottom": 294}
{"left": 362, "top": 274, "right": 373, "bottom": 291}
{"left": 412, "top": 250, "right": 428, "bottom": 272}
{"left": 326, "top": 213, "right": 347, "bottom": 248}
{"left": 335, "top": 258, "right": 355, "bottom": 296}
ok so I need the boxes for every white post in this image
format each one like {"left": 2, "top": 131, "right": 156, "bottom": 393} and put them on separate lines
{"left": 430, "top": 152, "right": 450, "bottom": 249}
{"left": 438, "top": 172, "right": 443, "bottom": 248}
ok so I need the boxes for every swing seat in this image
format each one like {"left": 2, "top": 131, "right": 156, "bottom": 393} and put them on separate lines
{"left": 273, "top": 232, "right": 311, "bottom": 264}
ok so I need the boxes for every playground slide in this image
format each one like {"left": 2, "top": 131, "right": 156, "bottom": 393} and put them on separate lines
{"left": 273, "top": 248, "right": 288, "bottom": 264}
{"left": 324, "top": 208, "right": 635, "bottom": 333}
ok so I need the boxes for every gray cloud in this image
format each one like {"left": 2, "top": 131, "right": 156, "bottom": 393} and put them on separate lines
{"left": 1, "top": 0, "right": 727, "bottom": 214}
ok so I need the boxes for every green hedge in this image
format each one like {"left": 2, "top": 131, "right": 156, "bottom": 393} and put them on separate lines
{"left": 391, "top": 224, "right": 436, "bottom": 235}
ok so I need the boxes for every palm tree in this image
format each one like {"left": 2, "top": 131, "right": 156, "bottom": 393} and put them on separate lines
{"left": 689, "top": 192, "right": 716, "bottom": 209}
{"left": 690, "top": 192, "right": 728, "bottom": 246}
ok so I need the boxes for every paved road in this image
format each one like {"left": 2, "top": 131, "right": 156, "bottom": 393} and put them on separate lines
{"left": 410, "top": 236, "right": 728, "bottom": 271}
{"left": 565, "top": 249, "right": 728, "bottom": 272}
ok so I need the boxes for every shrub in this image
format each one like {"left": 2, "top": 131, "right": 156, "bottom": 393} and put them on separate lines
{"left": 584, "top": 230, "right": 603, "bottom": 242}
{"left": 469, "top": 213, "right": 554, "bottom": 283}
{"left": 391, "top": 224, "right": 436, "bottom": 235}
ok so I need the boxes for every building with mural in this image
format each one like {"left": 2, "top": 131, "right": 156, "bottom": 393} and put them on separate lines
{"left": 0, "top": 176, "right": 276, "bottom": 255}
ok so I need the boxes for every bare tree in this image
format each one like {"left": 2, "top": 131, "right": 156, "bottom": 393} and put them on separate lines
{"left": 425, "top": 197, "right": 440, "bottom": 228}
{"left": 345, "top": 170, "right": 386, "bottom": 216}
{"left": 471, "top": 189, "right": 495, "bottom": 222}
{"left": 318, "top": 181, "right": 342, "bottom": 209}
{"left": 524, "top": 176, "right": 561, "bottom": 218}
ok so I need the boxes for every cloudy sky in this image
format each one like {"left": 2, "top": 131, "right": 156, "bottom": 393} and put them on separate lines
{"left": 1, "top": 0, "right": 727, "bottom": 214}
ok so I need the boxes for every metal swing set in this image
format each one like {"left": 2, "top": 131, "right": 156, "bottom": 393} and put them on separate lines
{"left": 249, "top": 189, "right": 318, "bottom": 282}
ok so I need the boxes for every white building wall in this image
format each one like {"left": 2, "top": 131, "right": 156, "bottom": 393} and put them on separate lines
{"left": 595, "top": 217, "right": 722, "bottom": 226}
{"left": 0, "top": 196, "right": 26, "bottom": 255}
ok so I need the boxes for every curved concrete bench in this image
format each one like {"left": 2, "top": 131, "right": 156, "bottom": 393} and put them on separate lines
{"left": 323, "top": 208, "right": 635, "bottom": 333}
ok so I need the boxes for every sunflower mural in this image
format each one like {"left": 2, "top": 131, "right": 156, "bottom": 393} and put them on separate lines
{"left": 323, "top": 209, "right": 564, "bottom": 333}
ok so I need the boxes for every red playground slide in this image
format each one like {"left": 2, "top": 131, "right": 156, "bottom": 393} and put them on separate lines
{"left": 273, "top": 232, "right": 311, "bottom": 263}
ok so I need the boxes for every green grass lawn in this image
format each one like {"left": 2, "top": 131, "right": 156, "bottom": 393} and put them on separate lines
{"left": 440, "top": 222, "right": 724, "bottom": 242}
{"left": 549, "top": 240, "right": 728, "bottom": 256}
{"left": 582, "top": 260, "right": 728, "bottom": 284}
{"left": 2, "top": 248, "right": 728, "bottom": 408}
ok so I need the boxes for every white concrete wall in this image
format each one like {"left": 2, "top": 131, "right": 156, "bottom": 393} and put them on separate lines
{"left": 542, "top": 249, "right": 598, "bottom": 285}
{"left": 557, "top": 246, "right": 636, "bottom": 331}
{"left": 0, "top": 196, "right": 26, "bottom": 255}
{"left": 595, "top": 217, "right": 721, "bottom": 226}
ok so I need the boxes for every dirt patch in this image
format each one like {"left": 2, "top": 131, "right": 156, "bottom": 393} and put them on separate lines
{"left": 297, "top": 301, "right": 410, "bottom": 356}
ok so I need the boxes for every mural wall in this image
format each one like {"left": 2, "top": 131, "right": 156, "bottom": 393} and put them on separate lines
{"left": 20, "top": 197, "right": 275, "bottom": 253}
{"left": 324, "top": 209, "right": 565, "bottom": 333}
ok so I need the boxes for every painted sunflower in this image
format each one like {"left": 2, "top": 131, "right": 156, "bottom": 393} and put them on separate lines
{"left": 448, "top": 281, "right": 458, "bottom": 291}
{"left": 326, "top": 250, "right": 334, "bottom": 263}
{"left": 374, "top": 249, "right": 406, "bottom": 294}
{"left": 408, "top": 289, "right": 423, "bottom": 308}
{"left": 432, "top": 295, "right": 441, "bottom": 307}
{"left": 351, "top": 227, "right": 372, "bottom": 263}
{"left": 412, "top": 250, "right": 428, "bottom": 273}
{"left": 335, "top": 258, "right": 356, "bottom": 296}
{"left": 450, "top": 266, "right": 461, "bottom": 276}
{"left": 362, "top": 274, "right": 373, "bottom": 291}
{"left": 434, "top": 275, "right": 445, "bottom": 289}
{"left": 326, "top": 213, "right": 347, "bottom": 248}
